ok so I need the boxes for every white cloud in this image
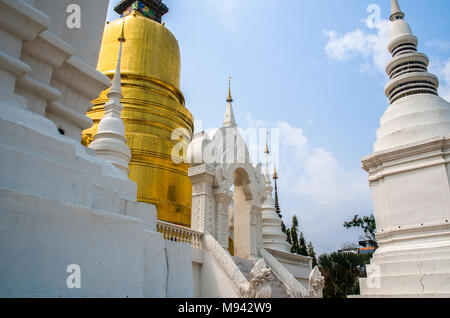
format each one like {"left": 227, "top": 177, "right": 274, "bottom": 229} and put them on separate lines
{"left": 242, "top": 116, "right": 372, "bottom": 254}
{"left": 427, "top": 39, "right": 450, "bottom": 52}
{"left": 323, "top": 20, "right": 391, "bottom": 75}
{"left": 276, "top": 121, "right": 372, "bottom": 254}
{"left": 429, "top": 57, "right": 450, "bottom": 102}
{"left": 276, "top": 121, "right": 369, "bottom": 208}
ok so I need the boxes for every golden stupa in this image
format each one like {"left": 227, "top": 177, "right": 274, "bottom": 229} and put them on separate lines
{"left": 83, "top": 0, "right": 194, "bottom": 227}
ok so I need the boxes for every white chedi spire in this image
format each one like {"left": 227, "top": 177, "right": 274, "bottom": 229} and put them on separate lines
{"left": 223, "top": 75, "right": 237, "bottom": 128}
{"left": 261, "top": 130, "right": 290, "bottom": 253}
{"left": 390, "top": 0, "right": 404, "bottom": 21}
{"left": 89, "top": 21, "right": 131, "bottom": 177}
{"left": 374, "top": 0, "right": 450, "bottom": 152}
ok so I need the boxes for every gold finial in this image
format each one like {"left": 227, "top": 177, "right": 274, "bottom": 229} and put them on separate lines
{"left": 273, "top": 165, "right": 278, "bottom": 180}
{"left": 227, "top": 75, "right": 233, "bottom": 102}
{"left": 264, "top": 129, "right": 270, "bottom": 154}
{"left": 118, "top": 18, "right": 126, "bottom": 43}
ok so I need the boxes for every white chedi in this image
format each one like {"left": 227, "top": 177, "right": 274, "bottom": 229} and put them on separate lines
{"left": 89, "top": 29, "right": 131, "bottom": 178}
{"left": 261, "top": 170, "right": 290, "bottom": 252}
{"left": 374, "top": 0, "right": 450, "bottom": 152}
{"left": 359, "top": 0, "right": 450, "bottom": 297}
{"left": 261, "top": 133, "right": 290, "bottom": 253}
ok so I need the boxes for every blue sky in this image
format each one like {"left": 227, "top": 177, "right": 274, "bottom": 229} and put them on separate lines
{"left": 106, "top": 0, "right": 450, "bottom": 255}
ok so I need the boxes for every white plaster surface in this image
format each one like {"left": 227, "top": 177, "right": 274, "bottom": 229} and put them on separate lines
{"left": 0, "top": 189, "right": 145, "bottom": 298}
{"left": 360, "top": 0, "right": 450, "bottom": 297}
{"left": 196, "top": 248, "right": 239, "bottom": 298}
{"left": 0, "top": 0, "right": 195, "bottom": 299}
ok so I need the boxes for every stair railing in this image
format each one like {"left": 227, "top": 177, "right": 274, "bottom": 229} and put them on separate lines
{"left": 203, "top": 233, "right": 251, "bottom": 297}
{"left": 156, "top": 220, "right": 203, "bottom": 249}
{"left": 259, "top": 247, "right": 310, "bottom": 298}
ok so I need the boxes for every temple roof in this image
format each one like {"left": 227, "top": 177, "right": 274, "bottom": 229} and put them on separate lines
{"left": 114, "top": 0, "right": 168, "bottom": 23}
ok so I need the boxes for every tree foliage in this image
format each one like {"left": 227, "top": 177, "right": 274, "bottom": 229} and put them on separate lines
{"left": 290, "top": 216, "right": 300, "bottom": 254}
{"left": 286, "top": 228, "right": 292, "bottom": 245}
{"left": 343, "top": 214, "right": 377, "bottom": 243}
{"left": 307, "top": 242, "right": 317, "bottom": 267}
{"left": 287, "top": 215, "right": 316, "bottom": 260}
{"left": 298, "top": 232, "right": 308, "bottom": 256}
{"left": 318, "top": 252, "right": 371, "bottom": 298}
{"left": 281, "top": 221, "right": 287, "bottom": 234}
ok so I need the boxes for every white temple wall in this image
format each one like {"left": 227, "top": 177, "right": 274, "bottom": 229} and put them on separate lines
{"left": 192, "top": 249, "right": 202, "bottom": 298}
{"left": 367, "top": 140, "right": 450, "bottom": 233}
{"left": 195, "top": 250, "right": 239, "bottom": 298}
{"left": 34, "top": 0, "right": 109, "bottom": 68}
{"left": 0, "top": 188, "right": 196, "bottom": 298}
{"left": 143, "top": 230, "right": 166, "bottom": 298}
{"left": 165, "top": 240, "right": 195, "bottom": 298}
{"left": 61, "top": 0, "right": 109, "bottom": 68}
{"left": 0, "top": 189, "right": 145, "bottom": 298}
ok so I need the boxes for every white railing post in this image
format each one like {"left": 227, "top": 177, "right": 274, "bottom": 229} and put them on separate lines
{"left": 156, "top": 220, "right": 203, "bottom": 249}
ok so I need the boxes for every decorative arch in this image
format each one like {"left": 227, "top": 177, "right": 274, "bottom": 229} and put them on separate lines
{"left": 188, "top": 127, "right": 267, "bottom": 259}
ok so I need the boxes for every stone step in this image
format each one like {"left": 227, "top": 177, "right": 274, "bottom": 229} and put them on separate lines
{"left": 232, "top": 256, "right": 255, "bottom": 281}
{"left": 272, "top": 286, "right": 290, "bottom": 298}
{"left": 233, "top": 256, "right": 255, "bottom": 265}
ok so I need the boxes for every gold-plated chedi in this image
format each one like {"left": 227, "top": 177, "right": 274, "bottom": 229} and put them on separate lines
{"left": 83, "top": 12, "right": 193, "bottom": 227}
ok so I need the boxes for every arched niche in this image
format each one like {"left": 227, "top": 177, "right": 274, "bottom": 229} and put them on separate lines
{"left": 188, "top": 127, "right": 266, "bottom": 259}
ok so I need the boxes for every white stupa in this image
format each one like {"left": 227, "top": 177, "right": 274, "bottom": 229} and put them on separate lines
{"left": 89, "top": 21, "right": 131, "bottom": 178}
{"left": 374, "top": 0, "right": 450, "bottom": 152}
{"left": 359, "top": 0, "right": 450, "bottom": 297}
{"left": 261, "top": 130, "right": 291, "bottom": 252}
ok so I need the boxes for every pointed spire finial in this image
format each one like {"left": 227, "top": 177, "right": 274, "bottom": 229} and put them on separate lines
{"left": 227, "top": 75, "right": 233, "bottom": 103}
{"left": 110, "top": 18, "right": 126, "bottom": 96}
{"left": 264, "top": 129, "right": 271, "bottom": 179}
{"left": 89, "top": 17, "right": 131, "bottom": 178}
{"left": 390, "top": 0, "right": 405, "bottom": 21}
{"left": 223, "top": 75, "right": 237, "bottom": 127}
{"left": 273, "top": 165, "right": 281, "bottom": 217}
{"left": 118, "top": 18, "right": 126, "bottom": 43}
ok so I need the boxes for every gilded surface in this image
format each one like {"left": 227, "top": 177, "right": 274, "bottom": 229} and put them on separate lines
{"left": 83, "top": 13, "right": 193, "bottom": 226}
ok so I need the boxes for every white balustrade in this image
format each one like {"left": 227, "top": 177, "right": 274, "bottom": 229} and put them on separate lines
{"left": 156, "top": 220, "right": 203, "bottom": 249}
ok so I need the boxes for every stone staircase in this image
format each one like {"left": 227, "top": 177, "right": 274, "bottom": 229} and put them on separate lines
{"left": 233, "top": 257, "right": 291, "bottom": 298}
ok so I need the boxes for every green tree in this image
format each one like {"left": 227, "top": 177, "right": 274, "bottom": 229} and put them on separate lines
{"left": 286, "top": 228, "right": 292, "bottom": 245}
{"left": 307, "top": 242, "right": 317, "bottom": 267}
{"left": 343, "top": 214, "right": 377, "bottom": 244}
{"left": 288, "top": 216, "right": 310, "bottom": 256}
{"left": 281, "top": 221, "right": 287, "bottom": 234}
{"left": 318, "top": 252, "right": 371, "bottom": 298}
{"left": 298, "top": 232, "right": 308, "bottom": 256}
{"left": 290, "top": 216, "right": 300, "bottom": 254}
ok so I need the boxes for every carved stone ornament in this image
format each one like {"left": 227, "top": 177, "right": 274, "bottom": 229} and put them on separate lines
{"left": 308, "top": 266, "right": 325, "bottom": 298}
{"left": 239, "top": 259, "right": 272, "bottom": 298}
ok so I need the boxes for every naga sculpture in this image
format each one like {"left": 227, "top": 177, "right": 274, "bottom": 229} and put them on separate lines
{"left": 308, "top": 266, "right": 325, "bottom": 298}
{"left": 239, "top": 259, "right": 272, "bottom": 298}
